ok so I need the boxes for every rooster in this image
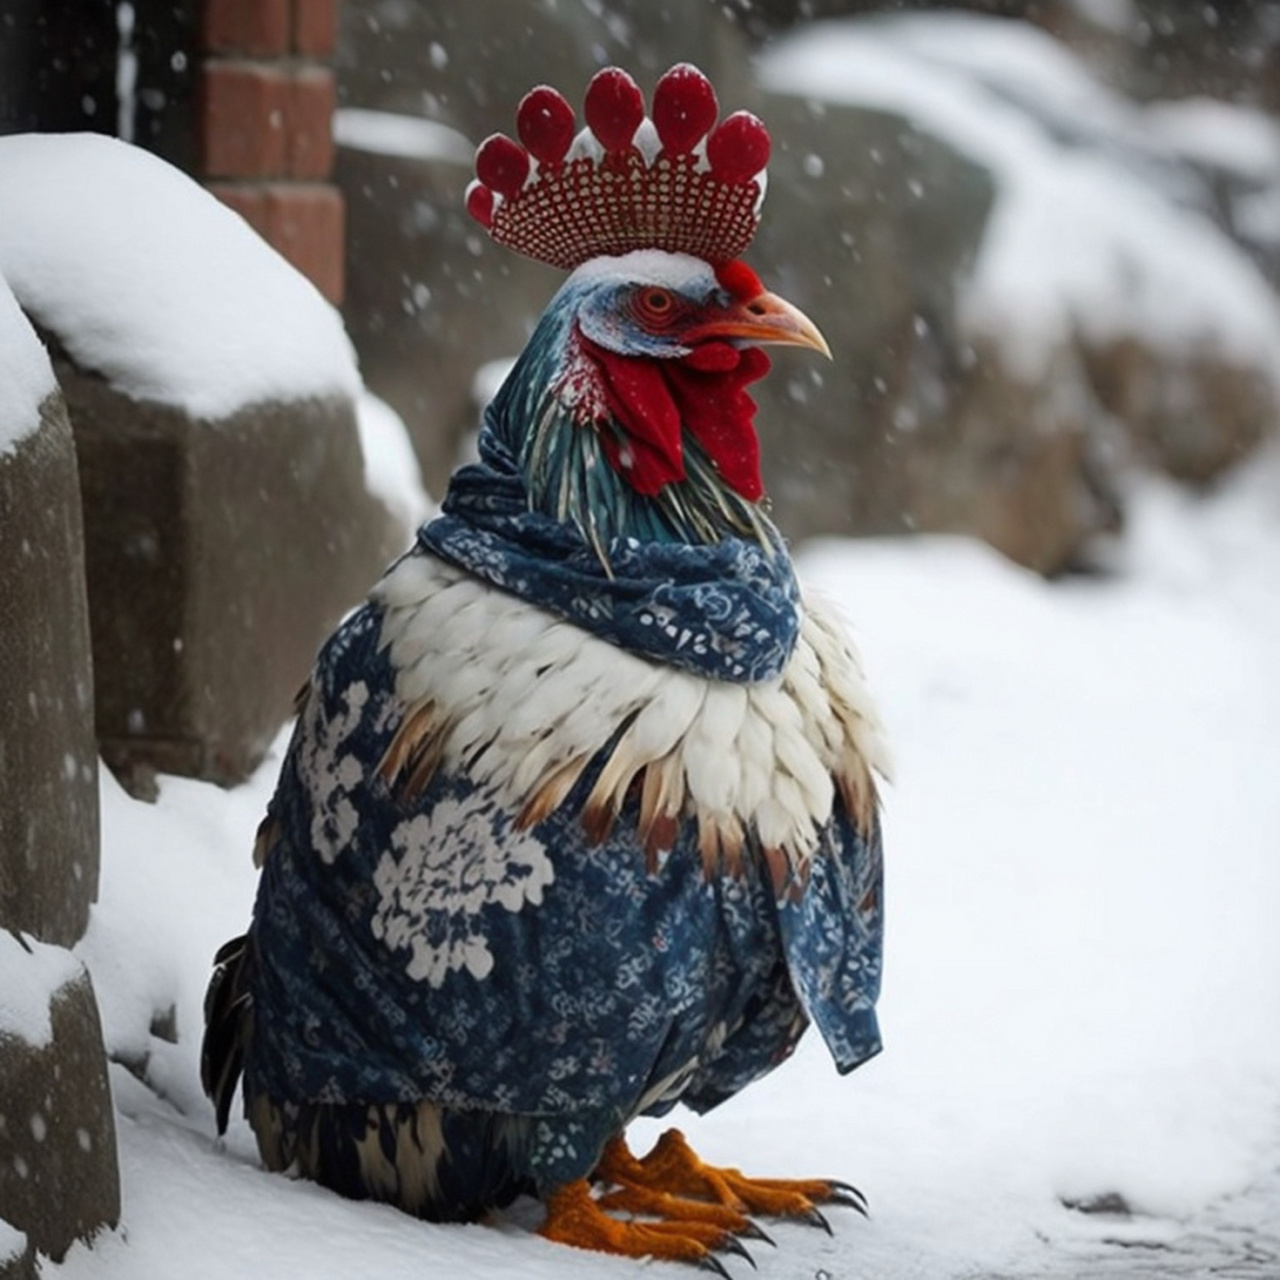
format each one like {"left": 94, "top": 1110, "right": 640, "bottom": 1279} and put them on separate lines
{"left": 203, "top": 64, "right": 888, "bottom": 1267}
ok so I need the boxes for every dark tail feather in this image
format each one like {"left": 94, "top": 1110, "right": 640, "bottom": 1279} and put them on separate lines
{"left": 201, "top": 933, "right": 253, "bottom": 1135}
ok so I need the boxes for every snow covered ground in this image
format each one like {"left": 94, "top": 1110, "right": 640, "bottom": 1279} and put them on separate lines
{"left": 48, "top": 445, "right": 1280, "bottom": 1279}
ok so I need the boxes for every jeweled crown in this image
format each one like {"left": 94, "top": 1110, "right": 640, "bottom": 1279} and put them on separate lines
{"left": 466, "top": 64, "right": 770, "bottom": 271}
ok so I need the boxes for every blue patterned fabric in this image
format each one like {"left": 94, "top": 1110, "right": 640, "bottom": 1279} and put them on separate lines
{"left": 419, "top": 423, "right": 801, "bottom": 683}
{"left": 243, "top": 448, "right": 883, "bottom": 1194}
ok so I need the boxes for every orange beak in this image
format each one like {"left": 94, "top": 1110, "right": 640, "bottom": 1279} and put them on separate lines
{"left": 687, "top": 290, "right": 832, "bottom": 358}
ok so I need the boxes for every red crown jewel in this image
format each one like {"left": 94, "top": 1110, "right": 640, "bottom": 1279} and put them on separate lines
{"left": 466, "top": 64, "right": 770, "bottom": 271}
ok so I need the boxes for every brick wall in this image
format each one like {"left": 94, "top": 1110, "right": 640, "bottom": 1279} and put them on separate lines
{"left": 199, "top": 0, "right": 344, "bottom": 303}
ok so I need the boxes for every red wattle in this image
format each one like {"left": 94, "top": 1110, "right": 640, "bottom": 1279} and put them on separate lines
{"left": 666, "top": 346, "right": 770, "bottom": 501}
{"left": 590, "top": 347, "right": 685, "bottom": 496}
{"left": 580, "top": 336, "right": 769, "bottom": 503}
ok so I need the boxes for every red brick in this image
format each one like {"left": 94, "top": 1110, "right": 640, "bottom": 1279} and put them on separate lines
{"left": 262, "top": 183, "right": 346, "bottom": 303}
{"left": 206, "top": 183, "right": 269, "bottom": 236}
{"left": 203, "top": 0, "right": 291, "bottom": 56}
{"left": 287, "top": 67, "right": 335, "bottom": 179}
{"left": 293, "top": 0, "right": 337, "bottom": 57}
{"left": 201, "top": 61, "right": 290, "bottom": 178}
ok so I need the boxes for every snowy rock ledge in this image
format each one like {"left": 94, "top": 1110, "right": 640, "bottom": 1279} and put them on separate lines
{"left": 0, "top": 134, "right": 419, "bottom": 790}
{"left": 0, "top": 277, "right": 99, "bottom": 950}
{"left": 0, "top": 133, "right": 359, "bottom": 418}
{"left": 0, "top": 1220, "right": 30, "bottom": 1280}
{"left": 0, "top": 934, "right": 119, "bottom": 1269}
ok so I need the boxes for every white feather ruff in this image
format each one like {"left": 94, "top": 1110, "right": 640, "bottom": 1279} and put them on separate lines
{"left": 373, "top": 554, "right": 888, "bottom": 871}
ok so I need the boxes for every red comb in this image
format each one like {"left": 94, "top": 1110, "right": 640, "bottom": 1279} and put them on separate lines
{"left": 466, "top": 63, "right": 770, "bottom": 271}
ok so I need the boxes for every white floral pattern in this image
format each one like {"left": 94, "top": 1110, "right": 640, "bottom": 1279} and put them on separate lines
{"left": 370, "top": 791, "right": 555, "bottom": 987}
{"left": 295, "top": 678, "right": 369, "bottom": 865}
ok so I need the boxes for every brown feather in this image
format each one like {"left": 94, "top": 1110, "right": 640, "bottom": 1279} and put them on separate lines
{"left": 516, "top": 753, "right": 590, "bottom": 830}
{"left": 251, "top": 814, "right": 279, "bottom": 870}
{"left": 376, "top": 699, "right": 437, "bottom": 789}
{"left": 763, "top": 845, "right": 793, "bottom": 900}
{"left": 401, "top": 726, "right": 451, "bottom": 802}
{"left": 697, "top": 814, "right": 721, "bottom": 879}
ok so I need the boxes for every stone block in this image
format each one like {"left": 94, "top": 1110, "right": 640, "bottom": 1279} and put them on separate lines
{"left": 55, "top": 356, "right": 404, "bottom": 791}
{"left": 0, "top": 942, "right": 119, "bottom": 1264}
{"left": 0, "top": 391, "right": 99, "bottom": 949}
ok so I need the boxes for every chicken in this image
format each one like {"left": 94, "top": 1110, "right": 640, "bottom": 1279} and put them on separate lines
{"left": 202, "top": 63, "right": 888, "bottom": 1267}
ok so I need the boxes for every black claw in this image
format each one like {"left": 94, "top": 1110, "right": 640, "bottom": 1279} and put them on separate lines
{"left": 803, "top": 1205, "right": 834, "bottom": 1236}
{"left": 719, "top": 1235, "right": 756, "bottom": 1269}
{"left": 737, "top": 1220, "right": 776, "bottom": 1247}
{"left": 826, "top": 1187, "right": 870, "bottom": 1217}
{"left": 825, "top": 1178, "right": 868, "bottom": 1207}
{"left": 696, "top": 1253, "right": 733, "bottom": 1278}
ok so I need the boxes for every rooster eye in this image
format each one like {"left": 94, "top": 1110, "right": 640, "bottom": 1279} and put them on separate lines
{"left": 635, "top": 288, "right": 676, "bottom": 323}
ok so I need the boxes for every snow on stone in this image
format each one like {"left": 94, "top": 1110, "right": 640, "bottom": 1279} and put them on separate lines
{"left": 334, "top": 108, "right": 473, "bottom": 165}
{"left": 1145, "top": 96, "right": 1280, "bottom": 180}
{"left": 759, "top": 15, "right": 1280, "bottom": 382}
{"left": 0, "top": 133, "right": 360, "bottom": 420}
{"left": 0, "top": 1220, "right": 27, "bottom": 1265}
{"left": 355, "top": 390, "right": 433, "bottom": 536}
{"left": 0, "top": 272, "right": 57, "bottom": 456}
{"left": 0, "top": 931, "right": 84, "bottom": 1049}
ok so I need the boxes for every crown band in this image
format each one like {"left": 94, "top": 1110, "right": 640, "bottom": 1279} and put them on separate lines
{"left": 466, "top": 64, "right": 770, "bottom": 271}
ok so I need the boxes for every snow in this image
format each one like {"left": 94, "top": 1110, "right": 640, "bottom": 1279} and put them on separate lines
{"left": 334, "top": 108, "right": 473, "bottom": 165}
{"left": 0, "top": 133, "right": 360, "bottom": 420}
{"left": 0, "top": 931, "right": 85, "bottom": 1049}
{"left": 44, "top": 444, "right": 1280, "bottom": 1279}
{"left": 355, "top": 390, "right": 434, "bottom": 537}
{"left": 758, "top": 15, "right": 1280, "bottom": 383}
{"left": 0, "top": 272, "right": 57, "bottom": 456}
{"left": 1145, "top": 96, "right": 1280, "bottom": 181}
{"left": 0, "top": 1220, "right": 27, "bottom": 1265}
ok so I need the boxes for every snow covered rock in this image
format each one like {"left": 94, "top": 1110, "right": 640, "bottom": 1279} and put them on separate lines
{"left": 0, "top": 1219, "right": 32, "bottom": 1280}
{"left": 0, "top": 280, "right": 99, "bottom": 948}
{"left": 753, "top": 14, "right": 1280, "bottom": 569}
{"left": 0, "top": 933, "right": 119, "bottom": 1266}
{"left": 0, "top": 133, "right": 412, "bottom": 790}
{"left": 751, "top": 92, "right": 1119, "bottom": 573}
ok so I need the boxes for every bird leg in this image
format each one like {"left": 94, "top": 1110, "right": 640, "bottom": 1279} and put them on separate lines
{"left": 539, "top": 1177, "right": 748, "bottom": 1264}
{"left": 595, "top": 1128, "right": 867, "bottom": 1229}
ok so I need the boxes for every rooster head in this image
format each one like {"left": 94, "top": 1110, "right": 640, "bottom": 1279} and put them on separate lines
{"left": 469, "top": 65, "right": 826, "bottom": 554}
{"left": 491, "top": 250, "right": 828, "bottom": 553}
